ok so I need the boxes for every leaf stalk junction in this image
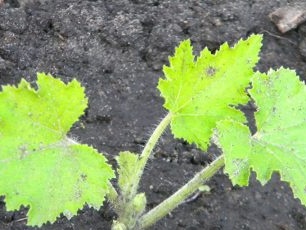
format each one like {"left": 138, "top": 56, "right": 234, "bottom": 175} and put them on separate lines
{"left": 112, "top": 113, "right": 225, "bottom": 230}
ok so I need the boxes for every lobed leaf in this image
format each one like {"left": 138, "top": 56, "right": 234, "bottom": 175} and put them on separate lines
{"left": 158, "top": 34, "right": 262, "bottom": 150}
{"left": 0, "top": 73, "right": 114, "bottom": 226}
{"left": 217, "top": 68, "right": 306, "bottom": 206}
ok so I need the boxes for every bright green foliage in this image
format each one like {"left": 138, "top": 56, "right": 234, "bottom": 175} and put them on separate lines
{"left": 0, "top": 73, "right": 114, "bottom": 226}
{"left": 158, "top": 34, "right": 262, "bottom": 150}
{"left": 217, "top": 68, "right": 306, "bottom": 206}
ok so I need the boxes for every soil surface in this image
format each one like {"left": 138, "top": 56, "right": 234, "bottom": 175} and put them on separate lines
{"left": 1, "top": 0, "right": 306, "bottom": 229}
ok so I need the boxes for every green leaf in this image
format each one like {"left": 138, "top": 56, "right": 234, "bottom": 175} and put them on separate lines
{"left": 116, "top": 151, "right": 141, "bottom": 200}
{"left": 116, "top": 152, "right": 146, "bottom": 228}
{"left": 0, "top": 73, "right": 114, "bottom": 226}
{"left": 131, "top": 193, "right": 146, "bottom": 215}
{"left": 158, "top": 34, "right": 262, "bottom": 150}
{"left": 217, "top": 68, "right": 306, "bottom": 206}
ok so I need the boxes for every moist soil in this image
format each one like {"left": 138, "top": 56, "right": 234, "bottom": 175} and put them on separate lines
{"left": 1, "top": 0, "right": 306, "bottom": 229}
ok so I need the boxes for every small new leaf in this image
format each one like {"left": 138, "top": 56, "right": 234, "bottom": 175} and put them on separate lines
{"left": 116, "top": 151, "right": 141, "bottom": 200}
{"left": 0, "top": 73, "right": 114, "bottom": 226}
{"left": 158, "top": 34, "right": 262, "bottom": 150}
{"left": 217, "top": 68, "right": 306, "bottom": 206}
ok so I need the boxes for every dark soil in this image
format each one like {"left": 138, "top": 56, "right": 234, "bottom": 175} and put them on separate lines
{"left": 1, "top": 0, "right": 306, "bottom": 229}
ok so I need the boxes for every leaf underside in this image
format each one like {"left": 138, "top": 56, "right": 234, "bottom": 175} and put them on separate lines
{"left": 0, "top": 73, "right": 114, "bottom": 226}
{"left": 217, "top": 68, "right": 306, "bottom": 206}
{"left": 158, "top": 34, "right": 262, "bottom": 151}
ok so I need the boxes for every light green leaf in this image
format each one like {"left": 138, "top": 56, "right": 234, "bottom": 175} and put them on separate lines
{"left": 217, "top": 68, "right": 306, "bottom": 206}
{"left": 116, "top": 152, "right": 146, "bottom": 228}
{"left": 0, "top": 73, "right": 114, "bottom": 226}
{"left": 116, "top": 151, "right": 141, "bottom": 200}
{"left": 131, "top": 193, "right": 146, "bottom": 215}
{"left": 158, "top": 34, "right": 262, "bottom": 150}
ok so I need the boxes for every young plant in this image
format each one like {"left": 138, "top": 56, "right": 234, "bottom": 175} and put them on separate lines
{"left": 0, "top": 34, "right": 304, "bottom": 230}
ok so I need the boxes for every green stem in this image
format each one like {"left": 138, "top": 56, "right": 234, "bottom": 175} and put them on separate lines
{"left": 112, "top": 113, "right": 172, "bottom": 230}
{"left": 137, "top": 155, "right": 225, "bottom": 229}
{"left": 131, "top": 113, "right": 172, "bottom": 198}
{"left": 140, "top": 113, "right": 172, "bottom": 161}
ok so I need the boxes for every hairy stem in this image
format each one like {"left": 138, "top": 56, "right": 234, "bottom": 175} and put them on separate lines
{"left": 137, "top": 155, "right": 225, "bottom": 229}
{"left": 112, "top": 113, "right": 172, "bottom": 230}
{"left": 131, "top": 113, "right": 172, "bottom": 198}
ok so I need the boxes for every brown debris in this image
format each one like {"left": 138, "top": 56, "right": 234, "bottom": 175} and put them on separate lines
{"left": 269, "top": 6, "right": 306, "bottom": 33}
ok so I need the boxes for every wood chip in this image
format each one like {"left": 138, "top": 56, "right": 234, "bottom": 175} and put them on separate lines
{"left": 269, "top": 6, "right": 306, "bottom": 33}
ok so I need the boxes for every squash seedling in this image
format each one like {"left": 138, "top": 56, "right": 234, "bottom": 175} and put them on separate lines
{"left": 0, "top": 34, "right": 305, "bottom": 230}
